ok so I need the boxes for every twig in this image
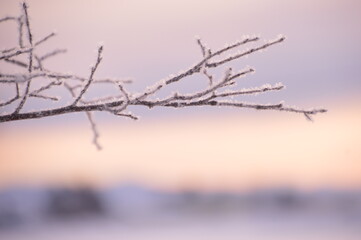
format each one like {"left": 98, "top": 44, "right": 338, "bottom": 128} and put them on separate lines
{"left": 0, "top": 16, "right": 17, "bottom": 23}
{"left": 0, "top": 47, "right": 32, "bottom": 60}
{"left": 18, "top": 15, "right": 24, "bottom": 48}
{"left": 0, "top": 84, "right": 20, "bottom": 107}
{"left": 13, "top": 2, "right": 33, "bottom": 114}
{"left": 39, "top": 49, "right": 67, "bottom": 61}
{"left": 86, "top": 112, "right": 102, "bottom": 150}
{"left": 72, "top": 46, "right": 103, "bottom": 105}
{"left": 64, "top": 83, "right": 102, "bottom": 149}
{"left": 207, "top": 37, "right": 285, "bottom": 68}
{"left": 34, "top": 32, "right": 56, "bottom": 46}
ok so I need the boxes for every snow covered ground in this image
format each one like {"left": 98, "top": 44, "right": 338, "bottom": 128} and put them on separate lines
{"left": 1, "top": 213, "right": 360, "bottom": 240}
{"left": 0, "top": 185, "right": 360, "bottom": 240}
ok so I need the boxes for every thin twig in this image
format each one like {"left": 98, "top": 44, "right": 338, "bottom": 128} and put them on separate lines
{"left": 207, "top": 37, "right": 285, "bottom": 68}
{"left": 0, "top": 16, "right": 17, "bottom": 23}
{"left": 39, "top": 49, "right": 67, "bottom": 61}
{"left": 34, "top": 32, "right": 56, "bottom": 46}
{"left": 18, "top": 15, "right": 24, "bottom": 48}
{"left": 72, "top": 46, "right": 103, "bottom": 105}
{"left": 86, "top": 112, "right": 102, "bottom": 150}
{"left": 0, "top": 47, "right": 32, "bottom": 60}
{"left": 29, "top": 93, "right": 59, "bottom": 101}
{"left": 13, "top": 2, "right": 33, "bottom": 114}
{"left": 0, "top": 84, "right": 20, "bottom": 107}
{"left": 64, "top": 82, "right": 102, "bottom": 149}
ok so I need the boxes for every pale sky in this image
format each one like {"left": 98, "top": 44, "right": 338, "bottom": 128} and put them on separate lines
{"left": 0, "top": 0, "right": 360, "bottom": 190}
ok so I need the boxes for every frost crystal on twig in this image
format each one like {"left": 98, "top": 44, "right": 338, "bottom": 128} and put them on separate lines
{"left": 0, "top": 2, "right": 327, "bottom": 149}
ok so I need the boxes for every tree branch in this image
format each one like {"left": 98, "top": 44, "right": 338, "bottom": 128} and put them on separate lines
{"left": 0, "top": 2, "right": 327, "bottom": 149}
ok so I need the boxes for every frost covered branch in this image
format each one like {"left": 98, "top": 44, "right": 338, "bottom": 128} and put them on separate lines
{"left": 0, "top": 2, "right": 327, "bottom": 149}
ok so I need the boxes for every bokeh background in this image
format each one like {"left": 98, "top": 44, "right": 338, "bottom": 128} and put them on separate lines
{"left": 0, "top": 0, "right": 360, "bottom": 239}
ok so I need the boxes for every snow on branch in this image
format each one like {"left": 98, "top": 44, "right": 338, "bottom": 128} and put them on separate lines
{"left": 0, "top": 2, "right": 327, "bottom": 149}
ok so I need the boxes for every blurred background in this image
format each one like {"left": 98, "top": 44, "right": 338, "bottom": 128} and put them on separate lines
{"left": 0, "top": 0, "right": 360, "bottom": 239}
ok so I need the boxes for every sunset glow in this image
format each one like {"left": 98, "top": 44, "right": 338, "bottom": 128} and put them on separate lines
{"left": 1, "top": 98, "right": 360, "bottom": 191}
